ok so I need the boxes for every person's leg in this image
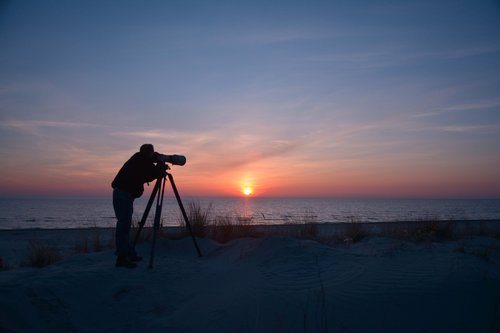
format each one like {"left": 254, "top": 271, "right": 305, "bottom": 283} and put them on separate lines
{"left": 113, "top": 189, "right": 136, "bottom": 267}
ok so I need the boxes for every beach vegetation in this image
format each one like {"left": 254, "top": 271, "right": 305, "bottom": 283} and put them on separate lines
{"left": 472, "top": 244, "right": 496, "bottom": 262}
{"left": 453, "top": 243, "right": 466, "bottom": 254}
{"left": 92, "top": 229, "right": 103, "bottom": 252}
{"left": 75, "top": 235, "right": 90, "bottom": 253}
{"left": 211, "top": 215, "right": 236, "bottom": 243}
{"left": 178, "top": 201, "right": 263, "bottom": 243}
{"left": 131, "top": 225, "right": 152, "bottom": 243}
{"left": 126, "top": 203, "right": 500, "bottom": 247}
{"left": 183, "top": 201, "right": 212, "bottom": 238}
{"left": 25, "top": 240, "right": 62, "bottom": 268}
{"left": 291, "top": 208, "right": 319, "bottom": 240}
{"left": 209, "top": 215, "right": 262, "bottom": 243}
{"left": 296, "top": 222, "right": 320, "bottom": 241}
{"left": 74, "top": 228, "right": 114, "bottom": 254}
{"left": 0, "top": 256, "right": 8, "bottom": 271}
{"left": 453, "top": 242, "right": 496, "bottom": 263}
{"left": 343, "top": 220, "right": 365, "bottom": 244}
{"left": 412, "top": 220, "right": 454, "bottom": 242}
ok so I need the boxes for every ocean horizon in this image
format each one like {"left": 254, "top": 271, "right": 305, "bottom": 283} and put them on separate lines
{"left": 0, "top": 195, "right": 499, "bottom": 230}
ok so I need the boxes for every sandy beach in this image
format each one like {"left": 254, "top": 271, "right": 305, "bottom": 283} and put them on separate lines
{"left": 1, "top": 221, "right": 500, "bottom": 332}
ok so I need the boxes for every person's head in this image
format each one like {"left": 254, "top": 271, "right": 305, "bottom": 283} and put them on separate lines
{"left": 139, "top": 144, "right": 155, "bottom": 159}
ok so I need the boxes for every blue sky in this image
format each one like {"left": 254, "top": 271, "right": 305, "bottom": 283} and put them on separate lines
{"left": 1, "top": 0, "right": 499, "bottom": 197}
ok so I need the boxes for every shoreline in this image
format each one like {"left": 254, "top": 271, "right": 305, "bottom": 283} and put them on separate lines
{"left": 1, "top": 218, "right": 499, "bottom": 233}
{"left": 1, "top": 217, "right": 500, "bottom": 228}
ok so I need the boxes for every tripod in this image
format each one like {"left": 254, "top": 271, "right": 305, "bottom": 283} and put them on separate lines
{"left": 132, "top": 168, "right": 202, "bottom": 269}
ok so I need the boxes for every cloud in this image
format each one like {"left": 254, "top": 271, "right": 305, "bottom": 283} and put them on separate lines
{"left": 231, "top": 28, "right": 328, "bottom": 46}
{"left": 1, "top": 120, "right": 108, "bottom": 129}
{"left": 440, "top": 46, "right": 500, "bottom": 60}
{"left": 110, "top": 129, "right": 186, "bottom": 140}
{"left": 0, "top": 120, "right": 112, "bottom": 140}
{"left": 306, "top": 50, "right": 396, "bottom": 71}
{"left": 413, "top": 99, "right": 500, "bottom": 118}
{"left": 438, "top": 125, "right": 500, "bottom": 133}
{"left": 442, "top": 100, "right": 500, "bottom": 112}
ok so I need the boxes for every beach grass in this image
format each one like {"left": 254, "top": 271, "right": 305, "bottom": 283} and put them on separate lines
{"left": 0, "top": 256, "right": 7, "bottom": 271}
{"left": 177, "top": 201, "right": 500, "bottom": 245}
{"left": 74, "top": 228, "right": 113, "bottom": 253}
{"left": 25, "top": 240, "right": 63, "bottom": 268}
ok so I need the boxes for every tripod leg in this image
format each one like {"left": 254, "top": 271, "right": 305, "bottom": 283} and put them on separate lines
{"left": 167, "top": 173, "right": 203, "bottom": 257}
{"left": 132, "top": 178, "right": 161, "bottom": 249}
{"left": 149, "top": 176, "right": 167, "bottom": 269}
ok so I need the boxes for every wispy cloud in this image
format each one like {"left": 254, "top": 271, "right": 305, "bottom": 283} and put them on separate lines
{"left": 442, "top": 100, "right": 500, "bottom": 112}
{"left": 309, "top": 44, "right": 500, "bottom": 74}
{"left": 437, "top": 125, "right": 500, "bottom": 133}
{"left": 438, "top": 46, "right": 500, "bottom": 60}
{"left": 413, "top": 99, "right": 500, "bottom": 118}
{"left": 231, "top": 28, "right": 328, "bottom": 46}
{"left": 1, "top": 120, "right": 108, "bottom": 129}
{"left": 110, "top": 129, "right": 186, "bottom": 140}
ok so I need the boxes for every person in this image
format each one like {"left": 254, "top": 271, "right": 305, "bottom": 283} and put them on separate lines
{"left": 111, "top": 144, "right": 167, "bottom": 268}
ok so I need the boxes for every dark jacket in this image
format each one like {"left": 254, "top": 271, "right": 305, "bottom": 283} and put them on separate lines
{"left": 112, "top": 152, "right": 165, "bottom": 198}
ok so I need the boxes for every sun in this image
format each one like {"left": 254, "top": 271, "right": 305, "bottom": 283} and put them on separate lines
{"left": 242, "top": 186, "right": 253, "bottom": 196}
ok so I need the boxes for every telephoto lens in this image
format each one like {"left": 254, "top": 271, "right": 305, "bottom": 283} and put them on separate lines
{"left": 154, "top": 153, "right": 186, "bottom": 166}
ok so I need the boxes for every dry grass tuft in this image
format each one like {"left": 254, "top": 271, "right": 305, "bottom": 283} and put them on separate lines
{"left": 211, "top": 216, "right": 236, "bottom": 243}
{"left": 209, "top": 215, "right": 263, "bottom": 243}
{"left": 296, "top": 222, "right": 320, "bottom": 240}
{"left": 131, "top": 225, "right": 154, "bottom": 244}
{"left": 412, "top": 220, "right": 454, "bottom": 242}
{"left": 343, "top": 222, "right": 364, "bottom": 244}
{"left": 289, "top": 209, "right": 320, "bottom": 240}
{"left": 184, "top": 201, "right": 212, "bottom": 238}
{"left": 26, "top": 240, "right": 62, "bottom": 268}
{"left": 0, "top": 256, "right": 8, "bottom": 271}
{"left": 74, "top": 228, "right": 114, "bottom": 254}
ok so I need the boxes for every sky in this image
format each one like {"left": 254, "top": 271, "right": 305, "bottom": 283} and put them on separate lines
{"left": 0, "top": 0, "right": 500, "bottom": 198}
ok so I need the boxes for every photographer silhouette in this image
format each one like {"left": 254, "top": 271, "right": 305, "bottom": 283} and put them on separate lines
{"left": 111, "top": 144, "right": 167, "bottom": 268}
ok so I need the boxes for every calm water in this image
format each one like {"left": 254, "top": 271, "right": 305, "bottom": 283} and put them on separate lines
{"left": 0, "top": 196, "right": 499, "bottom": 229}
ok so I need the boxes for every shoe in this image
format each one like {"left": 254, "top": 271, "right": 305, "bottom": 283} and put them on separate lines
{"left": 115, "top": 256, "right": 137, "bottom": 268}
{"left": 128, "top": 254, "right": 143, "bottom": 262}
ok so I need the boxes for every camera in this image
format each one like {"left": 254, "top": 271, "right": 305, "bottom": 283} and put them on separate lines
{"left": 154, "top": 152, "right": 186, "bottom": 166}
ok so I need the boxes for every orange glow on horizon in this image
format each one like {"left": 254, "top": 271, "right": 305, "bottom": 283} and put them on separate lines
{"left": 0, "top": 151, "right": 499, "bottom": 198}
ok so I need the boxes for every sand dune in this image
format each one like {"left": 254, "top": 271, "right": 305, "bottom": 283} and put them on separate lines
{"left": 1, "top": 225, "right": 500, "bottom": 332}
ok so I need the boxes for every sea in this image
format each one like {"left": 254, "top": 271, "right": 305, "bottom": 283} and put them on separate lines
{"left": 0, "top": 196, "right": 499, "bottom": 230}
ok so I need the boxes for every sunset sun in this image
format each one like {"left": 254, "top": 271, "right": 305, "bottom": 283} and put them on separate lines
{"left": 242, "top": 186, "right": 253, "bottom": 196}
